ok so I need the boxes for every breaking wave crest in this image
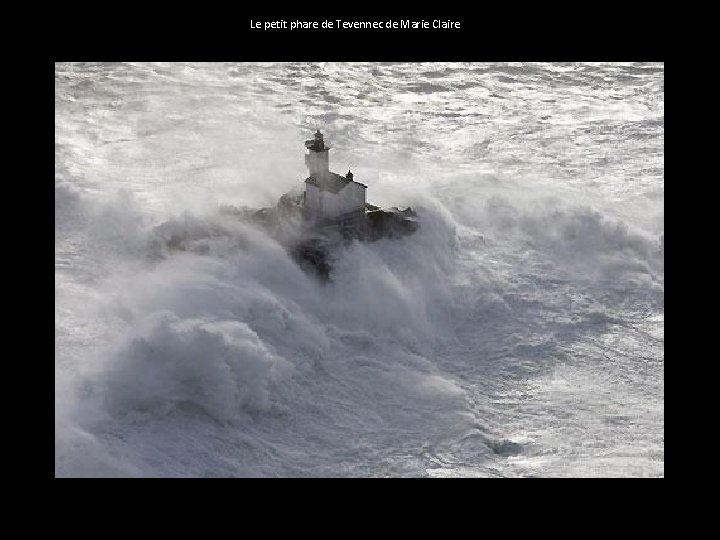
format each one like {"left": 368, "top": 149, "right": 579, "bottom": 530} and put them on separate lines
{"left": 104, "top": 312, "right": 293, "bottom": 421}
{"left": 55, "top": 181, "right": 662, "bottom": 476}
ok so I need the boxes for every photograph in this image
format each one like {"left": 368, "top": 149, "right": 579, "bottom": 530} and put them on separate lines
{"left": 55, "top": 60, "right": 664, "bottom": 477}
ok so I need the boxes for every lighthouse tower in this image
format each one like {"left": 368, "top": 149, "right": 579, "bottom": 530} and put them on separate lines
{"left": 304, "top": 129, "right": 330, "bottom": 177}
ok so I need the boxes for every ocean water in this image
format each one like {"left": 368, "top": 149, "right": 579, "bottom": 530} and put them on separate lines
{"left": 55, "top": 62, "right": 664, "bottom": 477}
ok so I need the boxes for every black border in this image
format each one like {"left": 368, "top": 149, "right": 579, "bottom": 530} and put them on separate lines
{"left": 51, "top": 11, "right": 665, "bottom": 60}
{"left": 46, "top": 11, "right": 666, "bottom": 485}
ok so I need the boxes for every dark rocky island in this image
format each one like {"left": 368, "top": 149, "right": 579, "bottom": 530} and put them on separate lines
{"left": 153, "top": 131, "right": 419, "bottom": 279}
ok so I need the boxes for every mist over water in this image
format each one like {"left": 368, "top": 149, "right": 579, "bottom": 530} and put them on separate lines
{"left": 55, "top": 62, "right": 663, "bottom": 477}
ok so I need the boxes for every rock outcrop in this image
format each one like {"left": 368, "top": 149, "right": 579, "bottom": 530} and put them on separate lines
{"left": 156, "top": 189, "right": 419, "bottom": 280}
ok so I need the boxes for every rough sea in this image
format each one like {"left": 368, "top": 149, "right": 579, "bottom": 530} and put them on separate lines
{"left": 55, "top": 62, "right": 664, "bottom": 477}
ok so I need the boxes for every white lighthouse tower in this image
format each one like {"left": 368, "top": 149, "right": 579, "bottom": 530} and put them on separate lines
{"left": 305, "top": 129, "right": 330, "bottom": 176}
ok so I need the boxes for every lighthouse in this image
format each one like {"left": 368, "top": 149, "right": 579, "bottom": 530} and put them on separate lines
{"left": 303, "top": 130, "right": 367, "bottom": 220}
{"left": 305, "top": 129, "right": 329, "bottom": 176}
